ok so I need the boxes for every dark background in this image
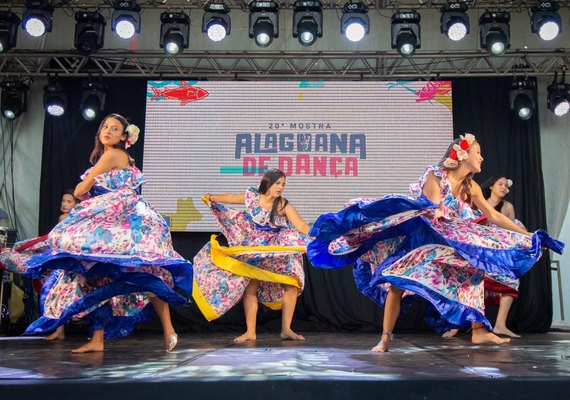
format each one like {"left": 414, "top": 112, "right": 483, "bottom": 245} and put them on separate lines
{"left": 38, "top": 77, "right": 550, "bottom": 334}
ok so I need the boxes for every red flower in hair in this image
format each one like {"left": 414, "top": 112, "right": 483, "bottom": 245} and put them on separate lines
{"left": 449, "top": 149, "right": 458, "bottom": 160}
{"left": 459, "top": 139, "right": 470, "bottom": 150}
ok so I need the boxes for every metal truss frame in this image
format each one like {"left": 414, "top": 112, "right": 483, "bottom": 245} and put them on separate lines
{"left": 0, "top": 49, "right": 568, "bottom": 79}
{"left": 3, "top": 1, "right": 570, "bottom": 11}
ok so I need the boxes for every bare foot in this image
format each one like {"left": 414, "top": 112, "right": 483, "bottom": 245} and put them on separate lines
{"left": 45, "top": 326, "right": 65, "bottom": 341}
{"left": 371, "top": 332, "right": 392, "bottom": 352}
{"left": 164, "top": 332, "right": 178, "bottom": 352}
{"left": 442, "top": 329, "right": 459, "bottom": 339}
{"left": 280, "top": 329, "right": 305, "bottom": 341}
{"left": 233, "top": 332, "right": 256, "bottom": 343}
{"left": 493, "top": 326, "right": 521, "bottom": 338}
{"left": 71, "top": 340, "right": 104, "bottom": 353}
{"left": 471, "top": 329, "right": 510, "bottom": 345}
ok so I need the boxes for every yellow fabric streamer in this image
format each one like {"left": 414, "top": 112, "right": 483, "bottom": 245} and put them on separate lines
{"left": 209, "top": 234, "right": 305, "bottom": 289}
{"left": 192, "top": 278, "right": 219, "bottom": 322}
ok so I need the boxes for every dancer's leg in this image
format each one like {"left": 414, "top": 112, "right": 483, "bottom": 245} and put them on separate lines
{"left": 280, "top": 284, "right": 304, "bottom": 340}
{"left": 493, "top": 295, "right": 520, "bottom": 338}
{"left": 45, "top": 325, "right": 65, "bottom": 341}
{"left": 71, "top": 328, "right": 104, "bottom": 353}
{"left": 234, "top": 279, "right": 261, "bottom": 343}
{"left": 442, "top": 329, "right": 459, "bottom": 339}
{"left": 372, "top": 286, "right": 403, "bottom": 352}
{"left": 471, "top": 322, "right": 510, "bottom": 345}
{"left": 150, "top": 296, "right": 178, "bottom": 351}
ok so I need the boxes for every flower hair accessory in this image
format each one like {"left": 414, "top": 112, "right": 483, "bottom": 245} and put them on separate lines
{"left": 443, "top": 133, "right": 476, "bottom": 168}
{"left": 125, "top": 124, "right": 140, "bottom": 149}
{"left": 505, "top": 178, "right": 513, "bottom": 194}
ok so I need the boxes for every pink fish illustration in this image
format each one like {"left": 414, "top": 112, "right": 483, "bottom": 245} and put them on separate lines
{"left": 150, "top": 81, "right": 209, "bottom": 105}
{"left": 415, "top": 81, "right": 451, "bottom": 102}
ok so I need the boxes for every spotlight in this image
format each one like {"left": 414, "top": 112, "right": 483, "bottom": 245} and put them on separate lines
{"left": 112, "top": 0, "right": 141, "bottom": 40}
{"left": 80, "top": 82, "right": 106, "bottom": 121}
{"left": 0, "top": 11, "right": 20, "bottom": 53}
{"left": 479, "top": 10, "right": 510, "bottom": 56}
{"left": 509, "top": 79, "right": 535, "bottom": 121}
{"left": 160, "top": 12, "right": 190, "bottom": 55}
{"left": 547, "top": 81, "right": 570, "bottom": 117}
{"left": 341, "top": 2, "right": 369, "bottom": 43}
{"left": 74, "top": 12, "right": 106, "bottom": 55}
{"left": 1, "top": 80, "right": 28, "bottom": 120}
{"left": 43, "top": 80, "right": 67, "bottom": 117}
{"left": 202, "top": 2, "right": 231, "bottom": 42}
{"left": 531, "top": 2, "right": 561, "bottom": 41}
{"left": 249, "top": 1, "right": 279, "bottom": 48}
{"left": 293, "top": 0, "right": 323, "bottom": 47}
{"left": 440, "top": 2, "right": 469, "bottom": 42}
{"left": 391, "top": 10, "right": 421, "bottom": 58}
{"left": 22, "top": 0, "right": 53, "bottom": 38}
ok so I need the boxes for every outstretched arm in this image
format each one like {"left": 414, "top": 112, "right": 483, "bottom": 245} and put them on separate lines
{"left": 205, "top": 193, "right": 246, "bottom": 205}
{"left": 471, "top": 181, "right": 529, "bottom": 235}
{"left": 284, "top": 203, "right": 311, "bottom": 236}
{"left": 74, "top": 149, "right": 128, "bottom": 198}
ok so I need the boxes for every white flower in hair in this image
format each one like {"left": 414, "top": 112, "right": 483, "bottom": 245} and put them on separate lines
{"left": 507, "top": 179, "right": 513, "bottom": 187}
{"left": 125, "top": 124, "right": 140, "bottom": 149}
{"left": 461, "top": 133, "right": 476, "bottom": 145}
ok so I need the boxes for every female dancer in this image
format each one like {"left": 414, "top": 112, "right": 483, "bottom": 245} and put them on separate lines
{"left": 0, "top": 114, "right": 192, "bottom": 353}
{"left": 43, "top": 190, "right": 81, "bottom": 341}
{"left": 58, "top": 190, "right": 80, "bottom": 222}
{"left": 193, "top": 169, "right": 310, "bottom": 342}
{"left": 307, "top": 134, "right": 563, "bottom": 352}
{"left": 443, "top": 176, "right": 523, "bottom": 338}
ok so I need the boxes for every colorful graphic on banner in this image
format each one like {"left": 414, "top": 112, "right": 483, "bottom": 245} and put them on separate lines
{"left": 143, "top": 81, "right": 453, "bottom": 232}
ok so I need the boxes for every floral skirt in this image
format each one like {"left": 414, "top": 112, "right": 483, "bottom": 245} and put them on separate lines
{"left": 0, "top": 189, "right": 193, "bottom": 339}
{"left": 308, "top": 194, "right": 564, "bottom": 331}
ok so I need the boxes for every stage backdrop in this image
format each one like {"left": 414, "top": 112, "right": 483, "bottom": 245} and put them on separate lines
{"left": 142, "top": 81, "right": 453, "bottom": 231}
{"left": 38, "top": 77, "right": 550, "bottom": 334}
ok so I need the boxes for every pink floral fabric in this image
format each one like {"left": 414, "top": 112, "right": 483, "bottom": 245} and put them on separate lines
{"left": 193, "top": 188, "right": 308, "bottom": 318}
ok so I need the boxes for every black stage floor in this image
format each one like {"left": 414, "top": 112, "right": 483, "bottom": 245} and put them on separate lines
{"left": 1, "top": 332, "right": 570, "bottom": 399}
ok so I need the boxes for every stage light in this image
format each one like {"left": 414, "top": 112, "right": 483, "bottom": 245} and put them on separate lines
{"left": 160, "top": 11, "right": 190, "bottom": 55}
{"left": 440, "top": 2, "right": 469, "bottom": 42}
{"left": 249, "top": 1, "right": 279, "bottom": 48}
{"left": 112, "top": 0, "right": 141, "bottom": 40}
{"left": 202, "top": 2, "right": 231, "bottom": 42}
{"left": 531, "top": 2, "right": 561, "bottom": 41}
{"left": 341, "top": 2, "right": 369, "bottom": 43}
{"left": 80, "top": 82, "right": 106, "bottom": 121}
{"left": 547, "top": 81, "right": 570, "bottom": 117}
{"left": 479, "top": 10, "right": 510, "bottom": 56}
{"left": 74, "top": 12, "right": 106, "bottom": 55}
{"left": 1, "top": 80, "right": 28, "bottom": 120}
{"left": 391, "top": 10, "right": 421, "bottom": 58}
{"left": 293, "top": 0, "right": 323, "bottom": 47}
{"left": 43, "top": 80, "right": 67, "bottom": 117}
{"left": 22, "top": 0, "right": 53, "bottom": 38}
{"left": 0, "top": 11, "right": 20, "bottom": 53}
{"left": 509, "top": 79, "right": 535, "bottom": 121}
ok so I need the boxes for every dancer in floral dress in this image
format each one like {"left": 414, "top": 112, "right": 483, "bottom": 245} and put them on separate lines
{"left": 443, "top": 175, "right": 523, "bottom": 339}
{"left": 41, "top": 190, "right": 81, "bottom": 341}
{"left": 0, "top": 114, "right": 192, "bottom": 353}
{"left": 193, "top": 169, "right": 310, "bottom": 342}
{"left": 307, "top": 134, "right": 564, "bottom": 352}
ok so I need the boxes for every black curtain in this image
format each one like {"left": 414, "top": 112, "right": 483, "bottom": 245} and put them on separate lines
{"left": 39, "top": 78, "right": 147, "bottom": 234}
{"left": 38, "top": 77, "right": 551, "bottom": 334}
{"left": 451, "top": 77, "right": 551, "bottom": 333}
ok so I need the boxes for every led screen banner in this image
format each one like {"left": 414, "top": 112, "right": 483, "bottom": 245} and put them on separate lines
{"left": 143, "top": 81, "right": 453, "bottom": 232}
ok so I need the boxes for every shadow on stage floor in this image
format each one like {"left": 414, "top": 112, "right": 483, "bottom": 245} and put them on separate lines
{"left": 1, "top": 332, "right": 570, "bottom": 399}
